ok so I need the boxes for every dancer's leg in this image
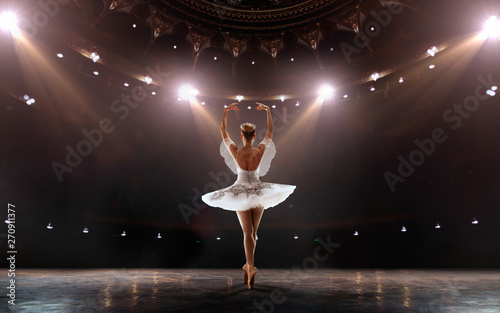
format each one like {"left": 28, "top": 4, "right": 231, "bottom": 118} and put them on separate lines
{"left": 251, "top": 206, "right": 264, "bottom": 251}
{"left": 236, "top": 209, "right": 256, "bottom": 266}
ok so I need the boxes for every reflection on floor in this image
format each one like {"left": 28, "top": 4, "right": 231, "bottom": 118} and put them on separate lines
{"left": 5, "top": 269, "right": 500, "bottom": 312}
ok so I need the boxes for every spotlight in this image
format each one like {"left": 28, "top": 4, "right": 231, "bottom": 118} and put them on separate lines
{"left": 271, "top": 104, "right": 276, "bottom": 109}
{"left": 486, "top": 89, "right": 496, "bottom": 96}
{"left": 247, "top": 106, "right": 251, "bottom": 110}
{"left": 173, "top": 45, "right": 177, "bottom": 49}
{"left": 179, "top": 85, "right": 198, "bottom": 100}
{"left": 157, "top": 232, "right": 162, "bottom": 239}
{"left": 435, "top": 223, "right": 441, "bottom": 229}
{"left": 121, "top": 231, "right": 126, "bottom": 237}
{"left": 0, "top": 11, "right": 19, "bottom": 34}
{"left": 330, "top": 47, "right": 334, "bottom": 52}
{"left": 472, "top": 218, "right": 478, "bottom": 224}
{"left": 201, "top": 101, "right": 206, "bottom": 105}
{"left": 482, "top": 16, "right": 500, "bottom": 39}
{"left": 295, "top": 101, "right": 300, "bottom": 107}
{"left": 145, "top": 75, "right": 153, "bottom": 85}
{"left": 370, "top": 26, "right": 376, "bottom": 32}
{"left": 251, "top": 61, "right": 255, "bottom": 65}
{"left": 354, "top": 231, "right": 359, "bottom": 236}
{"left": 427, "top": 46, "right": 438, "bottom": 57}
{"left": 83, "top": 227, "right": 89, "bottom": 234}
{"left": 132, "top": 23, "right": 137, "bottom": 28}
{"left": 318, "top": 85, "right": 334, "bottom": 100}
{"left": 216, "top": 236, "right": 221, "bottom": 240}
{"left": 492, "top": 86, "right": 498, "bottom": 91}
{"left": 293, "top": 234, "right": 299, "bottom": 240}
{"left": 399, "top": 77, "right": 405, "bottom": 83}
{"left": 23, "top": 94, "right": 29, "bottom": 100}
{"left": 124, "top": 82, "right": 129, "bottom": 87}
{"left": 57, "top": 53, "right": 64, "bottom": 58}
{"left": 290, "top": 57, "right": 294, "bottom": 62}
{"left": 26, "top": 98, "right": 35, "bottom": 105}
{"left": 370, "top": 86, "right": 375, "bottom": 92}
{"left": 236, "top": 95, "right": 244, "bottom": 102}
{"left": 213, "top": 56, "right": 218, "bottom": 61}
{"left": 47, "top": 223, "right": 53, "bottom": 230}
{"left": 429, "top": 64, "right": 435, "bottom": 69}
{"left": 343, "top": 94, "right": 349, "bottom": 99}
{"left": 401, "top": 226, "right": 407, "bottom": 232}
{"left": 90, "top": 52, "right": 100, "bottom": 63}
{"left": 93, "top": 71, "right": 99, "bottom": 76}
{"left": 151, "top": 91, "right": 156, "bottom": 96}
{"left": 280, "top": 94, "right": 285, "bottom": 102}
{"left": 371, "top": 72, "right": 380, "bottom": 81}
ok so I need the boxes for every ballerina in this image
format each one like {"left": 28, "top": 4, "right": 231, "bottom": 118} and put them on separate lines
{"left": 202, "top": 102, "right": 296, "bottom": 289}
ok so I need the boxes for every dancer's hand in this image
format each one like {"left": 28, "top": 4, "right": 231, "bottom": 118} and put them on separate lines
{"left": 225, "top": 103, "right": 239, "bottom": 111}
{"left": 255, "top": 102, "right": 269, "bottom": 111}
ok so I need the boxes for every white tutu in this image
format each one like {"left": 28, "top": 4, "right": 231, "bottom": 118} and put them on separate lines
{"left": 202, "top": 137, "right": 296, "bottom": 212}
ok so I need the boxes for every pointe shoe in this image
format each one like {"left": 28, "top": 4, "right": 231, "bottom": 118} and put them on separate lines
{"left": 242, "top": 264, "right": 248, "bottom": 283}
{"left": 245, "top": 265, "right": 258, "bottom": 289}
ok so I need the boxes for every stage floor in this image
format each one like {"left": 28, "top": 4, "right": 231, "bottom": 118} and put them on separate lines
{"left": 3, "top": 269, "right": 500, "bottom": 312}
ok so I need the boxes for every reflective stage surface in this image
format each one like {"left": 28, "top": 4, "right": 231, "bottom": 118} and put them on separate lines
{"left": 4, "top": 269, "right": 500, "bottom": 312}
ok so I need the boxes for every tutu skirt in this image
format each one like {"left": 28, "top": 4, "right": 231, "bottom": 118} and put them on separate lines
{"left": 202, "top": 182, "right": 296, "bottom": 212}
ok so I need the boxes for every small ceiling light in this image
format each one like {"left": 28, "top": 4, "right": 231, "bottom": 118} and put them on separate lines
{"left": 201, "top": 101, "right": 206, "bottom": 105}
{"left": 145, "top": 75, "right": 153, "bottom": 85}
{"left": 214, "top": 56, "right": 218, "bottom": 61}
{"left": 216, "top": 236, "right": 221, "bottom": 240}
{"left": 290, "top": 57, "right": 294, "bottom": 62}
{"left": 472, "top": 218, "right": 479, "bottom": 224}
{"left": 93, "top": 71, "right": 99, "bottom": 76}
{"left": 295, "top": 101, "right": 300, "bottom": 107}
{"left": 173, "top": 45, "right": 177, "bottom": 49}
{"left": 399, "top": 77, "right": 405, "bottom": 83}
{"left": 224, "top": 104, "right": 228, "bottom": 108}
{"left": 370, "top": 86, "right": 375, "bottom": 92}
{"left": 23, "top": 94, "right": 30, "bottom": 100}
{"left": 354, "top": 231, "right": 359, "bottom": 236}
{"left": 47, "top": 223, "right": 53, "bottom": 230}
{"left": 178, "top": 97, "right": 182, "bottom": 101}
{"left": 401, "top": 226, "right": 407, "bottom": 232}
{"left": 83, "top": 227, "right": 89, "bottom": 234}
{"left": 151, "top": 91, "right": 156, "bottom": 96}
{"left": 271, "top": 104, "right": 276, "bottom": 109}
{"left": 57, "top": 53, "right": 64, "bottom": 58}
{"left": 132, "top": 23, "right": 137, "bottom": 28}
{"left": 482, "top": 16, "right": 500, "bottom": 39}
{"left": 293, "top": 234, "right": 299, "bottom": 240}
{"left": 319, "top": 85, "right": 334, "bottom": 100}
{"left": 0, "top": 11, "right": 19, "bottom": 34}
{"left": 435, "top": 223, "right": 441, "bottom": 229}
{"left": 343, "top": 94, "right": 349, "bottom": 99}
{"left": 124, "top": 82, "right": 129, "bottom": 87}
{"left": 371, "top": 72, "right": 380, "bottom": 81}
{"left": 429, "top": 64, "right": 435, "bottom": 69}
{"left": 280, "top": 94, "right": 285, "bottom": 102}
{"left": 370, "top": 26, "right": 376, "bottom": 32}
{"left": 121, "top": 231, "right": 126, "bottom": 237}
{"left": 90, "top": 52, "right": 100, "bottom": 63}
{"left": 157, "top": 232, "right": 162, "bottom": 239}
{"left": 486, "top": 89, "right": 496, "bottom": 96}
{"left": 247, "top": 105, "right": 251, "bottom": 110}
{"left": 26, "top": 97, "right": 35, "bottom": 105}
{"left": 491, "top": 86, "right": 498, "bottom": 91}
{"left": 236, "top": 95, "right": 244, "bottom": 102}
{"left": 330, "top": 47, "right": 334, "bottom": 52}
{"left": 251, "top": 61, "right": 255, "bottom": 65}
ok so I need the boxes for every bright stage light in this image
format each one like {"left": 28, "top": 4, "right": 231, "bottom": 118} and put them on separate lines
{"left": 271, "top": 104, "right": 276, "bottom": 109}
{"left": 83, "top": 227, "right": 89, "bottom": 234}
{"left": 280, "top": 94, "right": 285, "bottom": 102}
{"left": 179, "top": 85, "right": 198, "bottom": 100}
{"left": 47, "top": 223, "right": 53, "bottom": 230}
{"left": 354, "top": 231, "right": 359, "bottom": 236}
{"left": 0, "top": 11, "right": 19, "bottom": 34}
{"left": 318, "top": 85, "right": 334, "bottom": 100}
{"left": 57, "top": 53, "right": 64, "bottom": 58}
{"left": 236, "top": 95, "right": 244, "bottom": 102}
{"left": 435, "top": 223, "right": 441, "bottom": 229}
{"left": 121, "top": 231, "right": 126, "bottom": 237}
{"left": 293, "top": 234, "right": 299, "bottom": 240}
{"left": 371, "top": 72, "right": 380, "bottom": 81}
{"left": 401, "top": 226, "right": 407, "bottom": 232}
{"left": 216, "top": 236, "right": 221, "bottom": 240}
{"left": 399, "top": 77, "right": 405, "bottom": 83}
{"left": 90, "top": 52, "right": 100, "bottom": 63}
{"left": 145, "top": 75, "right": 153, "bottom": 85}
{"left": 482, "top": 16, "right": 500, "bottom": 39}
{"left": 157, "top": 233, "right": 162, "bottom": 239}
{"left": 486, "top": 89, "right": 496, "bottom": 96}
{"left": 472, "top": 218, "right": 478, "bottom": 225}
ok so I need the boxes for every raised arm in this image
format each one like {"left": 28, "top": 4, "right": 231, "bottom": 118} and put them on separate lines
{"left": 256, "top": 102, "right": 273, "bottom": 139}
{"left": 220, "top": 103, "right": 238, "bottom": 139}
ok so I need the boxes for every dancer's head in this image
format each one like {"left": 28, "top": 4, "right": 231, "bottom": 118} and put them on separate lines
{"left": 240, "top": 122, "right": 256, "bottom": 143}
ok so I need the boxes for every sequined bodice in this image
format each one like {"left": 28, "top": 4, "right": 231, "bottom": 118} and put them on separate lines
{"left": 235, "top": 168, "right": 261, "bottom": 184}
